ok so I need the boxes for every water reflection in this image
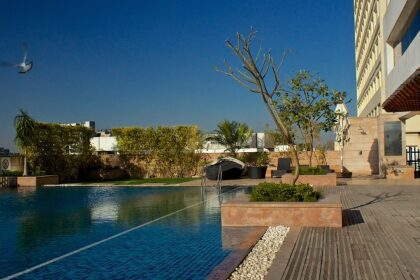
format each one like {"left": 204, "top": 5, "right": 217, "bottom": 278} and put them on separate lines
{"left": 9, "top": 187, "right": 250, "bottom": 249}
{"left": 18, "top": 209, "right": 92, "bottom": 252}
{"left": 0, "top": 186, "right": 251, "bottom": 278}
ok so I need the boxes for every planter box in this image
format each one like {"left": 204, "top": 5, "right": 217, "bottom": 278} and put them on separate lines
{"left": 0, "top": 176, "right": 18, "bottom": 187}
{"left": 221, "top": 193, "right": 342, "bottom": 228}
{"left": 248, "top": 166, "right": 267, "bottom": 179}
{"left": 281, "top": 172, "right": 337, "bottom": 187}
{"left": 17, "top": 175, "right": 59, "bottom": 187}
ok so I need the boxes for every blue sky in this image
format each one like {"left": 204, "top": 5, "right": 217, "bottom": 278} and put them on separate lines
{"left": 0, "top": 0, "right": 356, "bottom": 151}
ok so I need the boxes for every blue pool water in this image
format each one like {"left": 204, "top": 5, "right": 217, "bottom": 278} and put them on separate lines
{"left": 0, "top": 186, "right": 250, "bottom": 279}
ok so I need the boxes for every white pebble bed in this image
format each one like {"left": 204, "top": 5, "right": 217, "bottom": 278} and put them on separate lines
{"left": 229, "top": 225, "right": 290, "bottom": 280}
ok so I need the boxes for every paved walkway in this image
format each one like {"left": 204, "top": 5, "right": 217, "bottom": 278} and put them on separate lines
{"left": 267, "top": 183, "right": 420, "bottom": 280}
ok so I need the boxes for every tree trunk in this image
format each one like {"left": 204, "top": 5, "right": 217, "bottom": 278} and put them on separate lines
{"left": 308, "top": 150, "right": 313, "bottom": 167}
{"left": 308, "top": 133, "right": 314, "bottom": 167}
{"left": 260, "top": 94, "right": 300, "bottom": 185}
{"left": 290, "top": 144, "right": 300, "bottom": 185}
{"left": 23, "top": 152, "right": 28, "bottom": 176}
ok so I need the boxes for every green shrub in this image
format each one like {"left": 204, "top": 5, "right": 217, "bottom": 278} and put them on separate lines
{"left": 256, "top": 152, "right": 270, "bottom": 167}
{"left": 250, "top": 182, "right": 321, "bottom": 202}
{"left": 30, "top": 167, "right": 47, "bottom": 176}
{"left": 112, "top": 126, "right": 203, "bottom": 178}
{"left": 0, "top": 170, "right": 23, "bottom": 176}
{"left": 27, "top": 122, "right": 98, "bottom": 182}
{"left": 294, "top": 166, "right": 327, "bottom": 175}
{"left": 295, "top": 184, "right": 321, "bottom": 202}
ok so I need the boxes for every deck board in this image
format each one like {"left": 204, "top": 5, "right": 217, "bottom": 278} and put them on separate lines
{"left": 267, "top": 183, "right": 420, "bottom": 280}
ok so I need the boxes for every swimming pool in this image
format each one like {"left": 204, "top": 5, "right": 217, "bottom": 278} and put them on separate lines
{"left": 0, "top": 186, "right": 250, "bottom": 279}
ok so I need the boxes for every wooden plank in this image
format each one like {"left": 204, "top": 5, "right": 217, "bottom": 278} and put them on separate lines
{"left": 265, "top": 227, "right": 301, "bottom": 280}
{"left": 271, "top": 184, "right": 420, "bottom": 280}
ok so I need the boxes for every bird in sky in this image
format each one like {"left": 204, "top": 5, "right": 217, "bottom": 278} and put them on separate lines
{"left": 0, "top": 43, "right": 33, "bottom": 74}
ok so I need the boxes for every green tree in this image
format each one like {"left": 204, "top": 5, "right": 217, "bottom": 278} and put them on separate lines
{"left": 14, "top": 109, "right": 36, "bottom": 176}
{"left": 209, "top": 120, "right": 252, "bottom": 157}
{"left": 217, "top": 30, "right": 301, "bottom": 184}
{"left": 112, "top": 126, "right": 203, "bottom": 178}
{"left": 112, "top": 127, "right": 156, "bottom": 177}
{"left": 264, "top": 124, "right": 287, "bottom": 148}
{"left": 27, "top": 123, "right": 97, "bottom": 181}
{"left": 278, "top": 71, "right": 347, "bottom": 166}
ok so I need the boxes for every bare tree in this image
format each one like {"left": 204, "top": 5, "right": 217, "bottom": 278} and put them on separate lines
{"left": 217, "top": 30, "right": 300, "bottom": 184}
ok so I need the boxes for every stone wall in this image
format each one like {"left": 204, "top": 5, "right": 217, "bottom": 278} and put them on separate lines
{"left": 342, "top": 117, "right": 380, "bottom": 175}
{"left": 0, "top": 155, "right": 23, "bottom": 173}
{"left": 334, "top": 114, "right": 407, "bottom": 176}
{"left": 281, "top": 173, "right": 337, "bottom": 187}
{"left": 88, "top": 169, "right": 126, "bottom": 181}
{"left": 104, "top": 150, "right": 378, "bottom": 178}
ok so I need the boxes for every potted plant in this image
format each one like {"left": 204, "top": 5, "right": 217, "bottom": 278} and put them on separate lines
{"left": 247, "top": 151, "right": 269, "bottom": 179}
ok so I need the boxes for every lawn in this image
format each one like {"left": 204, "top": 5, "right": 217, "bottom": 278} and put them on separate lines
{"left": 83, "top": 177, "right": 197, "bottom": 186}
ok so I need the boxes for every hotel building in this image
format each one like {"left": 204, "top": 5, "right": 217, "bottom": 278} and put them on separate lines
{"left": 353, "top": 0, "right": 420, "bottom": 147}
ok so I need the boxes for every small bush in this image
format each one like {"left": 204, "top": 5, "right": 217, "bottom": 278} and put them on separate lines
{"left": 250, "top": 182, "right": 321, "bottom": 202}
{"left": 0, "top": 170, "right": 23, "bottom": 176}
{"left": 30, "top": 167, "right": 47, "bottom": 176}
{"left": 296, "top": 166, "right": 327, "bottom": 175}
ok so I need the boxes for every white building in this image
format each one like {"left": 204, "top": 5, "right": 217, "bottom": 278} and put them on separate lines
{"left": 90, "top": 130, "right": 118, "bottom": 154}
{"left": 201, "top": 132, "right": 278, "bottom": 154}
{"left": 353, "top": 0, "right": 420, "bottom": 148}
{"left": 381, "top": 0, "right": 420, "bottom": 147}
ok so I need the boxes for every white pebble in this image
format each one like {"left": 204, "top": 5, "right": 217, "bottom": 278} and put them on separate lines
{"left": 229, "top": 225, "right": 289, "bottom": 280}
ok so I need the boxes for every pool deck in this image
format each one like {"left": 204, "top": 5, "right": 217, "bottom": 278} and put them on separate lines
{"left": 266, "top": 182, "right": 420, "bottom": 280}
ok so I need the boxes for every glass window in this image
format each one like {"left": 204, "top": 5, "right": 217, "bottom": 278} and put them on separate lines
{"left": 402, "top": 8, "right": 420, "bottom": 54}
{"left": 384, "top": 121, "right": 402, "bottom": 156}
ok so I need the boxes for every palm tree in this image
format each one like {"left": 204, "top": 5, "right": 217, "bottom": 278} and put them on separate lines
{"left": 209, "top": 120, "right": 252, "bottom": 157}
{"left": 14, "top": 109, "right": 36, "bottom": 176}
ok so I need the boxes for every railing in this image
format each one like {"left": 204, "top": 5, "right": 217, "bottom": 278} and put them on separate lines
{"left": 216, "top": 165, "right": 222, "bottom": 192}
{"left": 201, "top": 165, "right": 223, "bottom": 201}
{"left": 406, "top": 147, "right": 420, "bottom": 178}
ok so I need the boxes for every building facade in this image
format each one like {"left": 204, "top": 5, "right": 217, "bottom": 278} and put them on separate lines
{"left": 91, "top": 130, "right": 118, "bottom": 154}
{"left": 202, "top": 132, "right": 275, "bottom": 154}
{"left": 354, "top": 0, "right": 420, "bottom": 148}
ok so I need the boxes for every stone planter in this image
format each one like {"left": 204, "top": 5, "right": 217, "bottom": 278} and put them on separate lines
{"left": 17, "top": 175, "right": 59, "bottom": 187}
{"left": 281, "top": 172, "right": 337, "bottom": 187}
{"left": 221, "top": 192, "right": 342, "bottom": 228}
{"left": 248, "top": 166, "right": 267, "bottom": 179}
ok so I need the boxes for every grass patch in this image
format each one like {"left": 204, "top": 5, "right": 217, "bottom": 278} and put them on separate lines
{"left": 250, "top": 182, "right": 321, "bottom": 202}
{"left": 84, "top": 178, "right": 197, "bottom": 185}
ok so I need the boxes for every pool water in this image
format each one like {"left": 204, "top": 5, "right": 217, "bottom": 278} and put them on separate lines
{"left": 0, "top": 186, "right": 249, "bottom": 279}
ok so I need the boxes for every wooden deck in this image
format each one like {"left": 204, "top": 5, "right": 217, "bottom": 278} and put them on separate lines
{"left": 267, "top": 184, "right": 420, "bottom": 280}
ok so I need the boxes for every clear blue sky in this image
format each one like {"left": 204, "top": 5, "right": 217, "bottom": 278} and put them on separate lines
{"left": 0, "top": 0, "right": 356, "bottom": 151}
